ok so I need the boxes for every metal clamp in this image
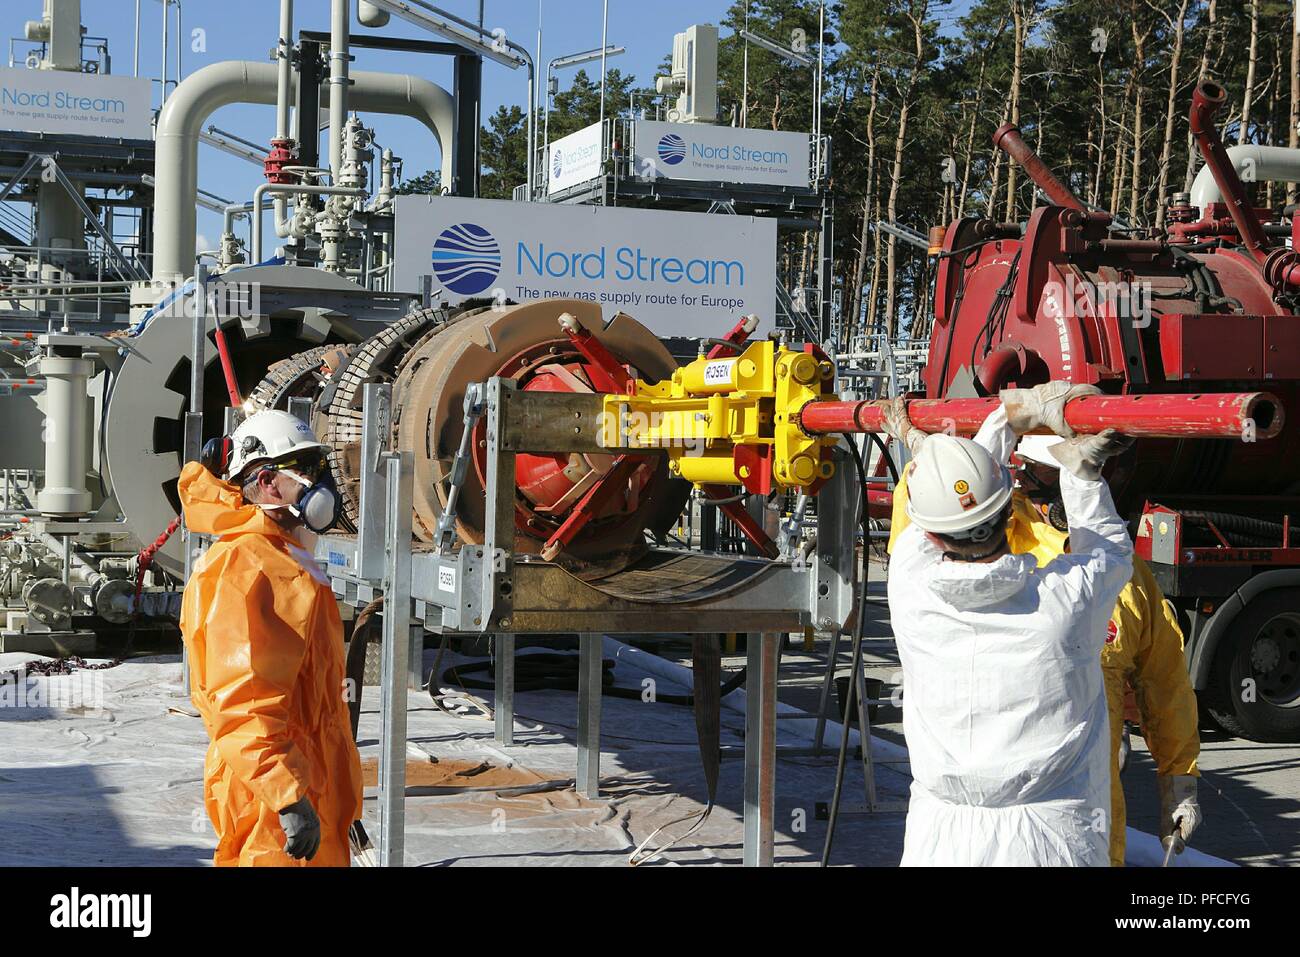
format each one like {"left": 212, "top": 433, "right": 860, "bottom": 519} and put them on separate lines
{"left": 435, "top": 382, "right": 485, "bottom": 556}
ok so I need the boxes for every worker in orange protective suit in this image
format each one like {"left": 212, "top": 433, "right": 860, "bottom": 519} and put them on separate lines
{"left": 885, "top": 435, "right": 1201, "bottom": 866}
{"left": 179, "top": 410, "right": 361, "bottom": 867}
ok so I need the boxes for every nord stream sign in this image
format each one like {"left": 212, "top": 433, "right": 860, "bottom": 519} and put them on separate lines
{"left": 547, "top": 121, "right": 603, "bottom": 194}
{"left": 632, "top": 120, "right": 811, "bottom": 189}
{"left": 0, "top": 66, "right": 153, "bottom": 140}
{"left": 393, "top": 196, "right": 777, "bottom": 338}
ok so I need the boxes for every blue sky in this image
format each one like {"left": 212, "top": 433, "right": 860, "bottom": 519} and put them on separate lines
{"left": 3, "top": 0, "right": 732, "bottom": 251}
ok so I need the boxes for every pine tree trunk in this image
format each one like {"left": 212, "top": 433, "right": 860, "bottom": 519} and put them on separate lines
{"left": 1093, "top": 54, "right": 1108, "bottom": 208}
{"left": 849, "top": 68, "right": 881, "bottom": 338}
{"left": 1184, "top": 0, "right": 1218, "bottom": 193}
{"left": 1129, "top": 19, "right": 1150, "bottom": 223}
{"left": 884, "top": 1, "right": 929, "bottom": 338}
{"left": 1239, "top": 0, "right": 1260, "bottom": 145}
{"left": 1004, "top": 2, "right": 1025, "bottom": 218}
{"left": 1290, "top": 0, "right": 1299, "bottom": 205}
{"left": 957, "top": 14, "right": 1007, "bottom": 219}
{"left": 1155, "top": 0, "right": 1190, "bottom": 228}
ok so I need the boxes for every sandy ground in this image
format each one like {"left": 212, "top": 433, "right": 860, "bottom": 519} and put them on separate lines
{"left": 0, "top": 562, "right": 1276, "bottom": 867}
{"left": 0, "top": 640, "right": 911, "bottom": 867}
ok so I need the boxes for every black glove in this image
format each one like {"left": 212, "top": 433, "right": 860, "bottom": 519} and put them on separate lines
{"left": 279, "top": 796, "right": 321, "bottom": 861}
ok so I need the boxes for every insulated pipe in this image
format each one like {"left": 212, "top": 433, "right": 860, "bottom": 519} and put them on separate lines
{"left": 36, "top": 352, "right": 93, "bottom": 517}
{"left": 276, "top": 0, "right": 294, "bottom": 139}
{"left": 992, "top": 123, "right": 1087, "bottom": 212}
{"left": 251, "top": 182, "right": 365, "bottom": 262}
{"left": 797, "top": 392, "right": 1284, "bottom": 441}
{"left": 329, "top": 0, "right": 350, "bottom": 181}
{"left": 273, "top": 0, "right": 295, "bottom": 237}
{"left": 151, "top": 61, "right": 455, "bottom": 283}
{"left": 1189, "top": 82, "right": 1271, "bottom": 263}
{"left": 1189, "top": 143, "right": 1300, "bottom": 209}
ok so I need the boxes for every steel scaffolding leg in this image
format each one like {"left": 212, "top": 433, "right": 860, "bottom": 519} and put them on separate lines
{"left": 744, "top": 633, "right": 780, "bottom": 866}
{"left": 495, "top": 633, "right": 515, "bottom": 745}
{"left": 377, "top": 451, "right": 413, "bottom": 868}
{"left": 575, "top": 633, "right": 602, "bottom": 799}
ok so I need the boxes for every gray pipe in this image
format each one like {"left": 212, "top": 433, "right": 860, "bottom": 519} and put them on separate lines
{"left": 252, "top": 182, "right": 364, "bottom": 262}
{"left": 274, "top": 0, "right": 295, "bottom": 238}
{"left": 151, "top": 61, "right": 455, "bottom": 283}
{"left": 329, "top": 0, "right": 350, "bottom": 181}
{"left": 276, "top": 0, "right": 294, "bottom": 140}
{"left": 36, "top": 353, "right": 92, "bottom": 517}
{"left": 1189, "top": 144, "right": 1300, "bottom": 209}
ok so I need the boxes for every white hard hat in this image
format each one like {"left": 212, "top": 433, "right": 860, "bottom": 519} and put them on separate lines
{"left": 226, "top": 410, "right": 330, "bottom": 481}
{"left": 906, "top": 433, "right": 1013, "bottom": 539}
{"left": 1015, "top": 434, "right": 1063, "bottom": 468}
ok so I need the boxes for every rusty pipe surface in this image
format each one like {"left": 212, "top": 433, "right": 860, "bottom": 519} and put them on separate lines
{"left": 799, "top": 391, "right": 1283, "bottom": 441}
{"left": 992, "top": 123, "right": 1087, "bottom": 212}
{"left": 1189, "top": 81, "right": 1271, "bottom": 263}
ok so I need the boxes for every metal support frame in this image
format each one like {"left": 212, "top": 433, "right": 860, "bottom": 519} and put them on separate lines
{"left": 179, "top": 265, "right": 208, "bottom": 697}
{"left": 453, "top": 54, "right": 482, "bottom": 197}
{"left": 575, "top": 633, "right": 603, "bottom": 799}
{"left": 744, "top": 633, "right": 780, "bottom": 866}
{"left": 356, "top": 382, "right": 392, "bottom": 581}
{"left": 294, "top": 38, "right": 324, "bottom": 174}
{"left": 322, "top": 380, "right": 860, "bottom": 866}
{"left": 0, "top": 153, "right": 147, "bottom": 282}
{"left": 377, "top": 450, "right": 414, "bottom": 867}
{"left": 494, "top": 633, "right": 515, "bottom": 745}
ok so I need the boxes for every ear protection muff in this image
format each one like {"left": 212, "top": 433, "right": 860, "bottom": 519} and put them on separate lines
{"left": 201, "top": 436, "right": 234, "bottom": 478}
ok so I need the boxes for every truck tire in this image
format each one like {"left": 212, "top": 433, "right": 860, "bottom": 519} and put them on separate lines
{"left": 1205, "top": 587, "right": 1300, "bottom": 742}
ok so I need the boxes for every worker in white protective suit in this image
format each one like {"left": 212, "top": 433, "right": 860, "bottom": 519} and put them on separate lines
{"left": 882, "top": 382, "right": 1133, "bottom": 866}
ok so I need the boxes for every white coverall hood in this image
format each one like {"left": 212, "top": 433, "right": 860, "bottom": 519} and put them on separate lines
{"left": 920, "top": 550, "right": 1036, "bottom": 612}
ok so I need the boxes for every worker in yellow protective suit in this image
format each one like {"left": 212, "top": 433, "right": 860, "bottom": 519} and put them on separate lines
{"left": 886, "top": 437, "right": 1201, "bottom": 866}
{"left": 179, "top": 410, "right": 362, "bottom": 866}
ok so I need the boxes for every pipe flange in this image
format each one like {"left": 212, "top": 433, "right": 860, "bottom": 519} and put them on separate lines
{"left": 22, "top": 577, "right": 73, "bottom": 627}
{"left": 91, "top": 577, "right": 136, "bottom": 625}
{"left": 1263, "top": 247, "right": 1300, "bottom": 292}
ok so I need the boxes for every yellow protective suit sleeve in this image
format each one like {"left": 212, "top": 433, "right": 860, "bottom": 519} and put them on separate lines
{"left": 886, "top": 467, "right": 910, "bottom": 555}
{"left": 199, "top": 556, "right": 315, "bottom": 814}
{"left": 1122, "top": 559, "right": 1201, "bottom": 778}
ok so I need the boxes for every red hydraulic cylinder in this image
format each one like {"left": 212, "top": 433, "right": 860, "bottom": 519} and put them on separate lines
{"left": 797, "top": 392, "right": 1283, "bottom": 441}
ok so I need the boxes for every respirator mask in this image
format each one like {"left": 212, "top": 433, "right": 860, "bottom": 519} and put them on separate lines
{"left": 277, "top": 467, "right": 342, "bottom": 534}
{"left": 247, "top": 453, "right": 342, "bottom": 534}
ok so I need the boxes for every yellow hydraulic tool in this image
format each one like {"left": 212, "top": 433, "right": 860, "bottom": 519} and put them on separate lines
{"left": 598, "top": 339, "right": 840, "bottom": 495}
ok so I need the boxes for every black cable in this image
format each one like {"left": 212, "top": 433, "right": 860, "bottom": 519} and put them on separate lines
{"left": 866, "top": 432, "right": 899, "bottom": 484}
{"left": 821, "top": 438, "right": 873, "bottom": 867}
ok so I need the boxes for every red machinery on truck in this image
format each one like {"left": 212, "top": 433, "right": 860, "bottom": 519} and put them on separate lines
{"left": 916, "top": 81, "right": 1300, "bottom": 741}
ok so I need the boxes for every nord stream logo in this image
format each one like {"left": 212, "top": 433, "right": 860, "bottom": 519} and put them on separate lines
{"left": 0, "top": 87, "right": 127, "bottom": 113}
{"left": 657, "top": 133, "right": 686, "bottom": 165}
{"left": 431, "top": 223, "right": 501, "bottom": 294}
{"left": 552, "top": 148, "right": 564, "bottom": 179}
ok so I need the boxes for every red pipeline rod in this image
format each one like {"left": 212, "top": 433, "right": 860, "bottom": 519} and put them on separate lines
{"left": 799, "top": 392, "right": 1284, "bottom": 441}
{"left": 212, "top": 325, "right": 243, "bottom": 407}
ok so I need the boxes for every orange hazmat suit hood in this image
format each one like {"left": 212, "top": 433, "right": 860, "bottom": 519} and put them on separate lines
{"left": 178, "top": 461, "right": 290, "bottom": 540}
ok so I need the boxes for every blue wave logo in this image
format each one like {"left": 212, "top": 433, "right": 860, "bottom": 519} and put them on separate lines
{"left": 657, "top": 133, "right": 686, "bottom": 165}
{"left": 431, "top": 223, "right": 501, "bottom": 295}
{"left": 552, "top": 148, "right": 564, "bottom": 179}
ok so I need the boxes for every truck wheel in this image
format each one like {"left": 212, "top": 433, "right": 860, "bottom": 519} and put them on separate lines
{"left": 1206, "top": 587, "right": 1300, "bottom": 742}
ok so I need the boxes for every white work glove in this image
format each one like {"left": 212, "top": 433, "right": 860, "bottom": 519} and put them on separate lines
{"left": 1000, "top": 381, "right": 1101, "bottom": 437}
{"left": 879, "top": 397, "right": 927, "bottom": 457}
{"left": 1047, "top": 429, "right": 1134, "bottom": 481}
{"left": 1157, "top": 774, "right": 1202, "bottom": 856}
